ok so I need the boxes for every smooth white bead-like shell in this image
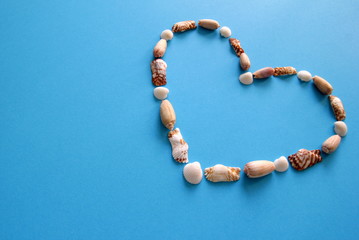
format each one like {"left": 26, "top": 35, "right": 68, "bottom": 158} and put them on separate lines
{"left": 183, "top": 162, "right": 203, "bottom": 184}
{"left": 219, "top": 26, "right": 231, "bottom": 38}
{"left": 154, "top": 87, "right": 169, "bottom": 100}
{"left": 160, "top": 29, "right": 173, "bottom": 40}
{"left": 297, "top": 70, "right": 312, "bottom": 82}
{"left": 239, "top": 72, "right": 253, "bottom": 85}
{"left": 274, "top": 156, "right": 289, "bottom": 172}
{"left": 334, "top": 121, "right": 347, "bottom": 137}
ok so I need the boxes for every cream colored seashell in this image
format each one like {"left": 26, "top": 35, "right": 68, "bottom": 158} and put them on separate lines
{"left": 253, "top": 67, "right": 274, "bottom": 79}
{"left": 322, "top": 135, "right": 341, "bottom": 154}
{"left": 334, "top": 121, "right": 347, "bottom": 137}
{"left": 219, "top": 26, "right": 231, "bottom": 38}
{"left": 239, "top": 72, "right": 253, "bottom": 85}
{"left": 153, "top": 39, "right": 167, "bottom": 58}
{"left": 153, "top": 87, "right": 169, "bottom": 100}
{"left": 274, "top": 156, "right": 289, "bottom": 172}
{"left": 313, "top": 76, "right": 333, "bottom": 95}
{"left": 288, "top": 149, "right": 322, "bottom": 171}
{"left": 183, "top": 162, "right": 202, "bottom": 184}
{"left": 160, "top": 100, "right": 176, "bottom": 130}
{"left": 160, "top": 29, "right": 173, "bottom": 40}
{"left": 204, "top": 164, "right": 240, "bottom": 182}
{"left": 172, "top": 20, "right": 196, "bottom": 32}
{"left": 168, "top": 128, "right": 188, "bottom": 163}
{"left": 243, "top": 160, "right": 275, "bottom": 178}
{"left": 198, "top": 19, "right": 220, "bottom": 30}
{"left": 329, "top": 95, "right": 346, "bottom": 121}
{"left": 273, "top": 67, "right": 297, "bottom": 76}
{"left": 240, "top": 53, "right": 251, "bottom": 71}
{"left": 297, "top": 70, "right": 312, "bottom": 82}
{"left": 151, "top": 59, "right": 167, "bottom": 86}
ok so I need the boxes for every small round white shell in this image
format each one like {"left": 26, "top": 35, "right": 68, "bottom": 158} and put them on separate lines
{"left": 334, "top": 121, "right": 347, "bottom": 137}
{"left": 297, "top": 70, "right": 312, "bottom": 82}
{"left": 183, "top": 162, "right": 203, "bottom": 184}
{"left": 160, "top": 29, "right": 173, "bottom": 41}
{"left": 153, "top": 87, "right": 169, "bottom": 100}
{"left": 239, "top": 72, "right": 253, "bottom": 85}
{"left": 274, "top": 156, "right": 289, "bottom": 172}
{"left": 220, "top": 26, "right": 231, "bottom": 38}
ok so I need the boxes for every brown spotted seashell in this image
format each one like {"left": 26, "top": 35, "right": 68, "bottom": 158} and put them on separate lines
{"left": 329, "top": 95, "right": 346, "bottom": 121}
{"left": 229, "top": 38, "right": 244, "bottom": 57}
{"left": 288, "top": 149, "right": 322, "bottom": 171}
{"left": 151, "top": 59, "right": 167, "bottom": 86}
{"left": 313, "top": 76, "right": 333, "bottom": 95}
{"left": 204, "top": 164, "right": 240, "bottom": 182}
{"left": 273, "top": 67, "right": 297, "bottom": 76}
{"left": 172, "top": 20, "right": 196, "bottom": 33}
{"left": 168, "top": 128, "right": 188, "bottom": 163}
{"left": 153, "top": 39, "right": 167, "bottom": 58}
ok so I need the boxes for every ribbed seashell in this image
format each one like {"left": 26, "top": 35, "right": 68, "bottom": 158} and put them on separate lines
{"left": 334, "top": 121, "right": 347, "bottom": 137}
{"left": 253, "top": 67, "right": 274, "bottom": 79}
{"left": 288, "top": 149, "right": 322, "bottom": 171}
{"left": 168, "top": 128, "right": 188, "bottom": 163}
{"left": 153, "top": 39, "right": 167, "bottom": 58}
{"left": 240, "top": 53, "right": 251, "bottom": 71}
{"left": 183, "top": 162, "right": 202, "bottom": 184}
{"left": 198, "top": 19, "right": 220, "bottom": 30}
{"left": 151, "top": 59, "right": 167, "bottom": 86}
{"left": 329, "top": 95, "right": 346, "bottom": 121}
{"left": 243, "top": 160, "right": 275, "bottom": 178}
{"left": 274, "top": 156, "right": 289, "bottom": 172}
{"left": 220, "top": 26, "right": 231, "bottom": 38}
{"left": 273, "top": 67, "right": 297, "bottom": 76}
{"left": 172, "top": 20, "right": 196, "bottom": 33}
{"left": 239, "top": 72, "right": 253, "bottom": 85}
{"left": 313, "top": 76, "right": 333, "bottom": 95}
{"left": 229, "top": 38, "right": 244, "bottom": 57}
{"left": 153, "top": 87, "right": 169, "bottom": 100}
{"left": 160, "top": 29, "right": 173, "bottom": 40}
{"left": 297, "top": 70, "right": 312, "bottom": 82}
{"left": 160, "top": 100, "right": 176, "bottom": 130}
{"left": 204, "top": 164, "right": 240, "bottom": 182}
{"left": 322, "top": 135, "right": 341, "bottom": 154}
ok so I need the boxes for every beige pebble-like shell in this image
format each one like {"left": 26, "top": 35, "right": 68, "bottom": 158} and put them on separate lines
{"left": 168, "top": 128, "right": 188, "bottom": 163}
{"left": 160, "top": 100, "right": 176, "bottom": 130}
{"left": 239, "top": 72, "right": 253, "bottom": 85}
{"left": 297, "top": 70, "right": 312, "bottom": 82}
{"left": 240, "top": 53, "right": 251, "bottom": 71}
{"left": 204, "top": 164, "right": 240, "bottom": 182}
{"left": 172, "top": 20, "right": 196, "bottom": 33}
{"left": 220, "top": 26, "right": 231, "bottom": 38}
{"left": 329, "top": 95, "right": 346, "bottom": 121}
{"left": 160, "top": 29, "right": 173, "bottom": 40}
{"left": 151, "top": 59, "right": 167, "bottom": 86}
{"left": 153, "top": 39, "right": 167, "bottom": 58}
{"left": 229, "top": 38, "right": 244, "bottom": 57}
{"left": 253, "top": 67, "right": 274, "bottom": 79}
{"left": 334, "top": 121, "right": 347, "bottom": 137}
{"left": 274, "top": 156, "right": 289, "bottom": 172}
{"left": 288, "top": 149, "right": 322, "bottom": 171}
{"left": 273, "top": 67, "right": 297, "bottom": 76}
{"left": 183, "top": 162, "right": 202, "bottom": 184}
{"left": 313, "top": 76, "right": 333, "bottom": 95}
{"left": 198, "top": 19, "right": 220, "bottom": 30}
{"left": 322, "top": 135, "right": 341, "bottom": 154}
{"left": 243, "top": 160, "right": 275, "bottom": 178}
{"left": 153, "top": 87, "right": 169, "bottom": 100}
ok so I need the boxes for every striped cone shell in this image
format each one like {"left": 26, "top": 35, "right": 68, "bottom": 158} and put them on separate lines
{"left": 229, "top": 38, "right": 244, "bottom": 57}
{"left": 273, "top": 66, "right": 297, "bottom": 76}
{"left": 329, "top": 95, "right": 346, "bottom": 121}
{"left": 288, "top": 149, "right": 322, "bottom": 171}
{"left": 151, "top": 59, "right": 167, "bottom": 86}
{"left": 172, "top": 20, "right": 196, "bottom": 33}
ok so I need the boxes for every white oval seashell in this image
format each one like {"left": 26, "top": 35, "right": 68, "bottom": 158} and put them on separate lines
{"left": 183, "top": 162, "right": 203, "bottom": 184}
{"left": 274, "top": 156, "right": 289, "bottom": 172}
{"left": 160, "top": 29, "right": 173, "bottom": 41}
{"left": 239, "top": 72, "right": 253, "bottom": 85}
{"left": 334, "top": 121, "right": 347, "bottom": 137}
{"left": 297, "top": 70, "right": 312, "bottom": 82}
{"left": 153, "top": 87, "right": 169, "bottom": 100}
{"left": 219, "top": 26, "right": 231, "bottom": 38}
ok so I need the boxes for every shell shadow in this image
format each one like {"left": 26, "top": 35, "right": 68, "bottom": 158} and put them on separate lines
{"left": 241, "top": 173, "right": 274, "bottom": 194}
{"left": 197, "top": 26, "right": 218, "bottom": 38}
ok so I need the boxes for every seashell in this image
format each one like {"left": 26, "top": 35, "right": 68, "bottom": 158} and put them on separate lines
{"left": 322, "top": 135, "right": 341, "bottom": 154}
{"left": 297, "top": 70, "right": 312, "bottom": 82}
{"left": 160, "top": 29, "right": 173, "bottom": 40}
{"left": 183, "top": 162, "right": 202, "bottom": 184}
{"left": 153, "top": 39, "right": 167, "bottom": 58}
{"left": 151, "top": 59, "right": 167, "bottom": 86}
{"left": 334, "top": 121, "right": 347, "bottom": 137}
{"left": 219, "top": 26, "right": 231, "bottom": 38}
{"left": 239, "top": 72, "right": 253, "bottom": 85}
{"left": 240, "top": 53, "right": 251, "bottom": 71}
{"left": 172, "top": 20, "right": 196, "bottom": 33}
{"left": 243, "top": 160, "right": 275, "bottom": 178}
{"left": 273, "top": 67, "right": 297, "bottom": 76}
{"left": 274, "top": 156, "right": 289, "bottom": 172}
{"left": 153, "top": 87, "right": 169, "bottom": 100}
{"left": 288, "top": 149, "right": 322, "bottom": 171}
{"left": 229, "top": 38, "right": 244, "bottom": 57}
{"left": 329, "top": 95, "right": 346, "bottom": 121}
{"left": 160, "top": 100, "right": 176, "bottom": 130}
{"left": 313, "top": 76, "right": 333, "bottom": 95}
{"left": 168, "top": 128, "right": 188, "bottom": 163}
{"left": 253, "top": 67, "right": 275, "bottom": 79}
{"left": 198, "top": 19, "right": 220, "bottom": 30}
{"left": 204, "top": 164, "right": 240, "bottom": 182}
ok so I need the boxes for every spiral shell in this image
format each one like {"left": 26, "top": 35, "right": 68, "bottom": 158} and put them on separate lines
{"left": 172, "top": 20, "right": 196, "bottom": 33}
{"left": 153, "top": 39, "right": 167, "bottom": 58}
{"left": 329, "top": 95, "right": 346, "bottom": 121}
{"left": 204, "top": 164, "right": 240, "bottom": 182}
{"left": 160, "top": 100, "right": 176, "bottom": 130}
{"left": 151, "top": 59, "right": 167, "bottom": 86}
{"left": 168, "top": 128, "right": 188, "bottom": 163}
{"left": 240, "top": 53, "right": 251, "bottom": 71}
{"left": 273, "top": 67, "right": 297, "bottom": 76}
{"left": 229, "top": 38, "right": 244, "bottom": 57}
{"left": 322, "top": 135, "right": 341, "bottom": 154}
{"left": 288, "top": 149, "right": 322, "bottom": 171}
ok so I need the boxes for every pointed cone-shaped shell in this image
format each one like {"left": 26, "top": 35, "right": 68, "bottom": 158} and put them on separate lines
{"left": 153, "top": 39, "right": 167, "bottom": 58}
{"left": 229, "top": 38, "right": 244, "bottom": 57}
{"left": 172, "top": 20, "right": 196, "bottom": 32}
{"left": 329, "top": 95, "right": 346, "bottom": 121}
{"left": 243, "top": 160, "right": 275, "bottom": 178}
{"left": 288, "top": 149, "right": 322, "bottom": 171}
{"left": 253, "top": 67, "right": 274, "bottom": 79}
{"left": 322, "top": 135, "right": 341, "bottom": 154}
{"left": 168, "top": 128, "right": 188, "bottom": 163}
{"left": 274, "top": 156, "right": 289, "bottom": 172}
{"left": 151, "top": 59, "right": 167, "bottom": 86}
{"left": 160, "top": 100, "right": 176, "bottom": 130}
{"left": 334, "top": 121, "right": 347, "bottom": 137}
{"left": 240, "top": 53, "right": 251, "bottom": 71}
{"left": 273, "top": 66, "right": 297, "bottom": 76}
{"left": 313, "top": 76, "right": 333, "bottom": 95}
{"left": 204, "top": 164, "right": 240, "bottom": 182}
{"left": 183, "top": 162, "right": 202, "bottom": 184}
{"left": 198, "top": 19, "right": 220, "bottom": 30}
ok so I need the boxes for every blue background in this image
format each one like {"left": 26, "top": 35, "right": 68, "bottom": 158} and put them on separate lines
{"left": 1, "top": 0, "right": 359, "bottom": 239}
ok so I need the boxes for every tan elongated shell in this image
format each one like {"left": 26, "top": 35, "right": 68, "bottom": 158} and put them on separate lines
{"left": 313, "top": 76, "right": 333, "bottom": 95}
{"left": 322, "top": 135, "right": 341, "bottom": 154}
{"left": 198, "top": 19, "right": 220, "bottom": 30}
{"left": 253, "top": 67, "right": 274, "bottom": 79}
{"left": 240, "top": 53, "right": 251, "bottom": 71}
{"left": 229, "top": 38, "right": 244, "bottom": 57}
{"left": 288, "top": 149, "right": 322, "bottom": 171}
{"left": 273, "top": 67, "right": 297, "bottom": 76}
{"left": 153, "top": 39, "right": 167, "bottom": 58}
{"left": 243, "top": 160, "right": 275, "bottom": 178}
{"left": 160, "top": 100, "right": 176, "bottom": 130}
{"left": 329, "top": 95, "right": 346, "bottom": 121}
{"left": 151, "top": 59, "right": 167, "bottom": 86}
{"left": 204, "top": 164, "right": 240, "bottom": 182}
{"left": 168, "top": 128, "right": 188, "bottom": 163}
{"left": 172, "top": 20, "right": 196, "bottom": 32}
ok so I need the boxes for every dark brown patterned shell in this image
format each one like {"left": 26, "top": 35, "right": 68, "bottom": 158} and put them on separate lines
{"left": 288, "top": 149, "right": 322, "bottom": 171}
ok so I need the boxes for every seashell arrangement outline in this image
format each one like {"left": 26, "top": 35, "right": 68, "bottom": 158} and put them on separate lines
{"left": 150, "top": 19, "right": 348, "bottom": 185}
